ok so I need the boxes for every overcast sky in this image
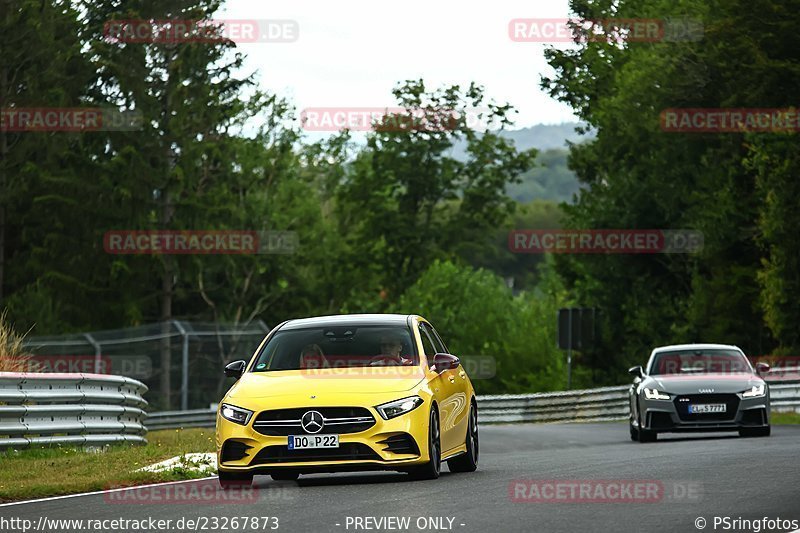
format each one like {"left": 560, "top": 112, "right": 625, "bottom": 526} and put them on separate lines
{"left": 218, "top": 0, "right": 579, "bottom": 131}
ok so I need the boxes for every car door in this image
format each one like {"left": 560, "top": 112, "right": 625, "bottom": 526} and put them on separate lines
{"left": 419, "top": 321, "right": 468, "bottom": 454}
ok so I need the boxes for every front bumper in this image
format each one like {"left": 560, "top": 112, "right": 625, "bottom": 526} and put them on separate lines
{"left": 638, "top": 393, "right": 770, "bottom": 433}
{"left": 216, "top": 403, "right": 430, "bottom": 474}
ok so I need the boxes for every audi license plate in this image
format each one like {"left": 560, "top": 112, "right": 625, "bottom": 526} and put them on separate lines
{"left": 288, "top": 434, "right": 339, "bottom": 450}
{"left": 688, "top": 403, "right": 726, "bottom": 414}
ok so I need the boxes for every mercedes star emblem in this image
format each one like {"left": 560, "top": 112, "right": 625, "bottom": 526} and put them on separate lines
{"left": 301, "top": 410, "right": 324, "bottom": 434}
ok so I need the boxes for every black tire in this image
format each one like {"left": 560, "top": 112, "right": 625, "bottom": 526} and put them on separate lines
{"left": 739, "top": 426, "right": 771, "bottom": 438}
{"left": 218, "top": 471, "right": 253, "bottom": 489}
{"left": 448, "top": 402, "right": 478, "bottom": 473}
{"left": 629, "top": 399, "right": 640, "bottom": 441}
{"left": 270, "top": 472, "right": 300, "bottom": 481}
{"left": 637, "top": 414, "right": 656, "bottom": 443}
{"left": 629, "top": 420, "right": 640, "bottom": 442}
{"left": 408, "top": 408, "right": 441, "bottom": 480}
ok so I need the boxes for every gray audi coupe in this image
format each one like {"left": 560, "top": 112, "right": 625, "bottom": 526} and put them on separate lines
{"left": 628, "top": 344, "right": 771, "bottom": 442}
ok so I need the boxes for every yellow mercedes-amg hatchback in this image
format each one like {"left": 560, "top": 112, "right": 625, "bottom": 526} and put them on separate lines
{"left": 215, "top": 314, "right": 478, "bottom": 486}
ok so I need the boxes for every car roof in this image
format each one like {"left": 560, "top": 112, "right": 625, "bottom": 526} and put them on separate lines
{"left": 279, "top": 313, "right": 417, "bottom": 330}
{"left": 651, "top": 343, "right": 743, "bottom": 354}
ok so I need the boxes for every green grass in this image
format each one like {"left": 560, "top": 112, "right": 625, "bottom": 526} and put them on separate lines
{"left": 0, "top": 428, "right": 215, "bottom": 503}
{"left": 771, "top": 412, "right": 800, "bottom": 425}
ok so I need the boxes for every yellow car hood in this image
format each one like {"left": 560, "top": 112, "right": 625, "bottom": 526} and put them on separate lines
{"left": 226, "top": 367, "right": 426, "bottom": 399}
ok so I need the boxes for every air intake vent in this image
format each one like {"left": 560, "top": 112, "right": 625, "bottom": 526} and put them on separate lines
{"left": 221, "top": 440, "right": 253, "bottom": 463}
{"left": 251, "top": 443, "right": 381, "bottom": 464}
{"left": 377, "top": 433, "right": 420, "bottom": 455}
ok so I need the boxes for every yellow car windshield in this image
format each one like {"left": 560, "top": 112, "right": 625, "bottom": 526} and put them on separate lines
{"left": 252, "top": 325, "right": 419, "bottom": 371}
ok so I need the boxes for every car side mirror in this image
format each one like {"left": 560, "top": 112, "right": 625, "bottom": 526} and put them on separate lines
{"left": 224, "top": 360, "right": 246, "bottom": 379}
{"left": 755, "top": 362, "right": 770, "bottom": 375}
{"left": 628, "top": 365, "right": 644, "bottom": 379}
{"left": 432, "top": 353, "right": 460, "bottom": 373}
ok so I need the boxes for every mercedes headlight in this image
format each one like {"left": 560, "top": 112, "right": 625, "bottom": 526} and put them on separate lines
{"left": 375, "top": 396, "right": 424, "bottom": 420}
{"left": 220, "top": 403, "right": 254, "bottom": 425}
{"left": 742, "top": 383, "right": 766, "bottom": 398}
{"left": 643, "top": 387, "right": 671, "bottom": 400}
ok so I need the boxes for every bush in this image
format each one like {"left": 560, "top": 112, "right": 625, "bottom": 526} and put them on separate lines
{"left": 0, "top": 311, "right": 33, "bottom": 372}
{"left": 390, "top": 259, "right": 574, "bottom": 394}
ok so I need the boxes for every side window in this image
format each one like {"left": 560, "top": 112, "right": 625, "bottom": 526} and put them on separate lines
{"left": 417, "top": 323, "right": 438, "bottom": 360}
{"left": 428, "top": 325, "right": 448, "bottom": 354}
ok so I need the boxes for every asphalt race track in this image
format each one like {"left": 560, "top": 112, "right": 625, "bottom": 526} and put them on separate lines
{"left": 4, "top": 423, "right": 800, "bottom": 533}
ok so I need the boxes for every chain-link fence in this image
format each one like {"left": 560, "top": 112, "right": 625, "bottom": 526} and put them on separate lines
{"left": 21, "top": 321, "right": 270, "bottom": 411}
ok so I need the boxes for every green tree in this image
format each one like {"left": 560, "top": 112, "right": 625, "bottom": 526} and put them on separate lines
{"left": 80, "top": 0, "right": 280, "bottom": 407}
{"left": 541, "top": 0, "right": 799, "bottom": 381}
{"left": 746, "top": 133, "right": 800, "bottom": 354}
{"left": 390, "top": 259, "right": 573, "bottom": 394}
{"left": 335, "top": 80, "right": 537, "bottom": 300}
{"left": 0, "top": 0, "right": 95, "bottom": 330}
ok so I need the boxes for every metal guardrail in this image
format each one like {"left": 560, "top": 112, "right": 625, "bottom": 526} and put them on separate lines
{"left": 479, "top": 380, "right": 800, "bottom": 423}
{"left": 478, "top": 385, "right": 631, "bottom": 423}
{"left": 145, "top": 380, "right": 800, "bottom": 430}
{"left": 0, "top": 372, "right": 149, "bottom": 449}
{"left": 146, "top": 409, "right": 216, "bottom": 430}
{"left": 769, "top": 380, "right": 800, "bottom": 413}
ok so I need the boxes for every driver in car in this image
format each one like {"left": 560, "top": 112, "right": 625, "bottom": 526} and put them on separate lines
{"left": 372, "top": 334, "right": 413, "bottom": 366}
{"left": 299, "top": 343, "right": 329, "bottom": 369}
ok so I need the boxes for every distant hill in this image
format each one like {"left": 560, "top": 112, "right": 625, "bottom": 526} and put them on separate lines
{"left": 447, "top": 122, "right": 594, "bottom": 158}
{"left": 448, "top": 122, "right": 594, "bottom": 204}
{"left": 501, "top": 122, "right": 595, "bottom": 151}
{"left": 304, "top": 122, "right": 593, "bottom": 205}
{"left": 508, "top": 148, "right": 582, "bottom": 204}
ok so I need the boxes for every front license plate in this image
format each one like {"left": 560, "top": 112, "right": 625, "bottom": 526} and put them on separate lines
{"left": 288, "top": 434, "right": 339, "bottom": 450}
{"left": 688, "top": 403, "right": 727, "bottom": 414}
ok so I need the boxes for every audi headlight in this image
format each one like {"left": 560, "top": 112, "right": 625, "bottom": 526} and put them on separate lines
{"left": 375, "top": 396, "right": 424, "bottom": 420}
{"left": 643, "top": 387, "right": 671, "bottom": 400}
{"left": 742, "top": 383, "right": 766, "bottom": 398}
{"left": 220, "top": 403, "right": 253, "bottom": 425}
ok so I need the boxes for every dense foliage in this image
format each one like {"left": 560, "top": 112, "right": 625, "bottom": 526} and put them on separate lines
{"left": 543, "top": 0, "right": 800, "bottom": 380}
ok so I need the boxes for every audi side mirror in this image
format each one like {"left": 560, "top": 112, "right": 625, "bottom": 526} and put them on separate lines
{"left": 224, "top": 360, "right": 246, "bottom": 379}
{"left": 432, "top": 353, "right": 460, "bottom": 373}
{"left": 755, "top": 362, "right": 770, "bottom": 375}
{"left": 628, "top": 365, "right": 644, "bottom": 379}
